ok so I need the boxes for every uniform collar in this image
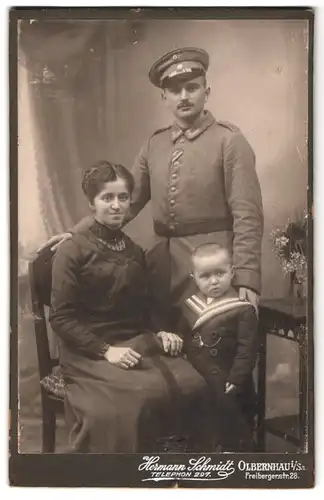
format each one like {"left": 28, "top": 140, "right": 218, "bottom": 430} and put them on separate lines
{"left": 171, "top": 110, "right": 215, "bottom": 143}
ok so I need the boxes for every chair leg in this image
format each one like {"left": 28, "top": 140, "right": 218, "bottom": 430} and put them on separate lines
{"left": 42, "top": 409, "right": 56, "bottom": 453}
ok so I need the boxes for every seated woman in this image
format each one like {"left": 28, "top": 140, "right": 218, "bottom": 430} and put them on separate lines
{"left": 49, "top": 160, "right": 210, "bottom": 453}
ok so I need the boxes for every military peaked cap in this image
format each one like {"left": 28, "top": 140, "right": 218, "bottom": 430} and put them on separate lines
{"left": 148, "top": 47, "right": 209, "bottom": 88}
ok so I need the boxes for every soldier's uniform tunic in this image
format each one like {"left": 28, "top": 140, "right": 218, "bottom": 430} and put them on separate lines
{"left": 129, "top": 110, "right": 263, "bottom": 329}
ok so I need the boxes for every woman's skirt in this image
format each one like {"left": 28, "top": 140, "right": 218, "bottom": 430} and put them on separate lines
{"left": 59, "top": 332, "right": 212, "bottom": 453}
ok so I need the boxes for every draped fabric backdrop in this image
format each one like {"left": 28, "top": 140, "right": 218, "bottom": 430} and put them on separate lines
{"left": 17, "top": 19, "right": 308, "bottom": 441}
{"left": 17, "top": 20, "right": 147, "bottom": 424}
{"left": 18, "top": 19, "right": 147, "bottom": 263}
{"left": 19, "top": 21, "right": 109, "bottom": 236}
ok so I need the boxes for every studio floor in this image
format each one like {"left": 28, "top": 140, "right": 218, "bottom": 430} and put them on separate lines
{"left": 17, "top": 416, "right": 298, "bottom": 454}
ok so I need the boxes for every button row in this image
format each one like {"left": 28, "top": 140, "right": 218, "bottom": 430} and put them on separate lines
{"left": 169, "top": 147, "right": 183, "bottom": 212}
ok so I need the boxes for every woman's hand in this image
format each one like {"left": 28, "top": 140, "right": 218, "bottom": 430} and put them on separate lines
{"left": 104, "top": 346, "right": 142, "bottom": 369}
{"left": 37, "top": 233, "right": 73, "bottom": 253}
{"left": 157, "top": 331, "right": 183, "bottom": 356}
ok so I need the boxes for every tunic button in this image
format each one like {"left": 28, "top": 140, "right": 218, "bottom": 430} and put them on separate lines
{"left": 179, "top": 137, "right": 185, "bottom": 144}
{"left": 173, "top": 161, "right": 180, "bottom": 167}
{"left": 170, "top": 199, "right": 175, "bottom": 206}
{"left": 170, "top": 186, "right": 176, "bottom": 192}
{"left": 169, "top": 224, "right": 175, "bottom": 230}
{"left": 210, "top": 348, "right": 218, "bottom": 357}
{"left": 170, "top": 212, "right": 176, "bottom": 218}
{"left": 172, "top": 173, "right": 177, "bottom": 179}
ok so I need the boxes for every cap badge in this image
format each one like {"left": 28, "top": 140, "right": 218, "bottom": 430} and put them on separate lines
{"left": 168, "top": 67, "right": 192, "bottom": 79}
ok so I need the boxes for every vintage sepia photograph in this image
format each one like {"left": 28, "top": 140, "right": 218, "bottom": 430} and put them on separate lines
{"left": 10, "top": 7, "right": 314, "bottom": 488}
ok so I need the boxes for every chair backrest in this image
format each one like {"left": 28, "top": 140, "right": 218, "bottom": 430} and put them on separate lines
{"left": 28, "top": 245, "right": 58, "bottom": 381}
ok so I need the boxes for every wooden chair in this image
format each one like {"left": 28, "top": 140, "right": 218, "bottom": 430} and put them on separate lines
{"left": 28, "top": 245, "right": 65, "bottom": 453}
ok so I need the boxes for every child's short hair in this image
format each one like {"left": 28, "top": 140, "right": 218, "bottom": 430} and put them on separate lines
{"left": 191, "top": 242, "right": 232, "bottom": 263}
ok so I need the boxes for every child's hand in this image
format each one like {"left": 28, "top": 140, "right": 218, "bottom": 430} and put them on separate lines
{"left": 225, "top": 382, "right": 237, "bottom": 394}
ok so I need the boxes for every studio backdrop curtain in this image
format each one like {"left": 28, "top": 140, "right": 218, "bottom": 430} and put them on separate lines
{"left": 17, "top": 19, "right": 148, "bottom": 423}
{"left": 19, "top": 20, "right": 109, "bottom": 235}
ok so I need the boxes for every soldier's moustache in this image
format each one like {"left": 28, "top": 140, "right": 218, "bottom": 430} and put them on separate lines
{"left": 178, "top": 101, "right": 193, "bottom": 109}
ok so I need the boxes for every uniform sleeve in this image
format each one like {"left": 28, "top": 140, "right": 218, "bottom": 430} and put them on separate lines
{"left": 227, "top": 306, "right": 259, "bottom": 387}
{"left": 70, "top": 215, "right": 95, "bottom": 234}
{"left": 126, "top": 140, "right": 151, "bottom": 222}
{"left": 49, "top": 240, "right": 109, "bottom": 357}
{"left": 223, "top": 132, "right": 264, "bottom": 294}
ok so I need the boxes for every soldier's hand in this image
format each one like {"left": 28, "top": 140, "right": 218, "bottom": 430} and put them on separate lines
{"left": 37, "top": 233, "right": 73, "bottom": 253}
{"left": 157, "top": 331, "right": 183, "bottom": 356}
{"left": 239, "top": 287, "right": 259, "bottom": 315}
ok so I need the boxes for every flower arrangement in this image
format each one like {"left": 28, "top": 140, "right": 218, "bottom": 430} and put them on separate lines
{"left": 271, "top": 214, "right": 308, "bottom": 287}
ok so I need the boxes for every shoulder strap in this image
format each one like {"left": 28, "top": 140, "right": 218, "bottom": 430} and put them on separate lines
{"left": 150, "top": 125, "right": 172, "bottom": 137}
{"left": 216, "top": 120, "right": 240, "bottom": 133}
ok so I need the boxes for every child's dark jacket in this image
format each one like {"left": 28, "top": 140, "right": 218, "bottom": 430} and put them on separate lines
{"left": 178, "top": 290, "right": 259, "bottom": 392}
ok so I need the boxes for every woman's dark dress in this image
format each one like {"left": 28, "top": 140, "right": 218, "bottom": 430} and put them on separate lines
{"left": 50, "top": 221, "right": 209, "bottom": 453}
